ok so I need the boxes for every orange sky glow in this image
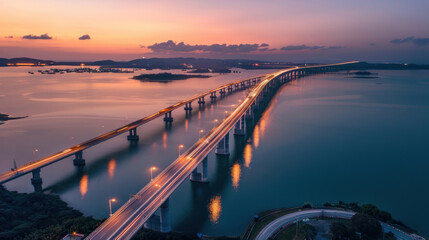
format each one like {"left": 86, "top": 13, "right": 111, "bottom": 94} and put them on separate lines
{"left": 1, "top": 0, "right": 429, "bottom": 62}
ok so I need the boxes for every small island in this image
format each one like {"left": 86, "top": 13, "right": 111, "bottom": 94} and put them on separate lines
{"left": 132, "top": 72, "right": 211, "bottom": 82}
{"left": 0, "top": 113, "right": 27, "bottom": 122}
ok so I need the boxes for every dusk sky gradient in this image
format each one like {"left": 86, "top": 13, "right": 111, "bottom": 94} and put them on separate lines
{"left": 1, "top": 0, "right": 429, "bottom": 63}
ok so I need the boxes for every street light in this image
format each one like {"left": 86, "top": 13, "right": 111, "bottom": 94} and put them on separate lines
{"left": 199, "top": 129, "right": 204, "bottom": 139}
{"left": 224, "top": 111, "right": 228, "bottom": 118}
{"left": 32, "top": 149, "right": 39, "bottom": 162}
{"left": 178, "top": 144, "right": 184, "bottom": 156}
{"left": 213, "top": 119, "right": 218, "bottom": 128}
{"left": 109, "top": 198, "right": 117, "bottom": 216}
{"left": 150, "top": 167, "right": 157, "bottom": 181}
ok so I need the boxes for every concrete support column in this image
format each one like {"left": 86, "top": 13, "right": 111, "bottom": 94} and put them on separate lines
{"left": 73, "top": 150, "right": 85, "bottom": 167}
{"left": 234, "top": 118, "right": 245, "bottom": 136}
{"left": 198, "top": 97, "right": 205, "bottom": 108}
{"left": 216, "top": 138, "right": 225, "bottom": 154}
{"left": 228, "top": 86, "right": 233, "bottom": 93}
{"left": 224, "top": 132, "right": 230, "bottom": 155}
{"left": 164, "top": 111, "right": 173, "bottom": 127}
{"left": 219, "top": 88, "right": 226, "bottom": 97}
{"left": 216, "top": 133, "right": 230, "bottom": 155}
{"left": 246, "top": 107, "right": 254, "bottom": 120}
{"left": 31, "top": 168, "right": 42, "bottom": 192}
{"left": 184, "top": 102, "right": 192, "bottom": 117}
{"left": 202, "top": 157, "right": 208, "bottom": 182}
{"left": 160, "top": 198, "right": 171, "bottom": 233}
{"left": 210, "top": 92, "right": 217, "bottom": 102}
{"left": 190, "top": 156, "right": 209, "bottom": 183}
{"left": 144, "top": 215, "right": 160, "bottom": 231}
{"left": 127, "top": 127, "right": 139, "bottom": 142}
{"left": 190, "top": 168, "right": 200, "bottom": 182}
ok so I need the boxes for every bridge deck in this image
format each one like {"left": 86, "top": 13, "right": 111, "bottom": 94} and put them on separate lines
{"left": 0, "top": 73, "right": 266, "bottom": 184}
{"left": 86, "top": 61, "right": 361, "bottom": 240}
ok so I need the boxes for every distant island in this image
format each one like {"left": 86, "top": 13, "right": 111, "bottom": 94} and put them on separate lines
{"left": 0, "top": 113, "right": 27, "bottom": 122}
{"left": 132, "top": 72, "right": 211, "bottom": 82}
{"left": 347, "top": 70, "right": 379, "bottom": 78}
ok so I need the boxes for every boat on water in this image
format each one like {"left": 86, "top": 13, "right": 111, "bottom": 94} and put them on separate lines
{"left": 28, "top": 71, "right": 34, "bottom": 74}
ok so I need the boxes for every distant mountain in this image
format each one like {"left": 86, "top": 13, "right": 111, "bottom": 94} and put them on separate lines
{"left": 0, "top": 57, "right": 54, "bottom": 66}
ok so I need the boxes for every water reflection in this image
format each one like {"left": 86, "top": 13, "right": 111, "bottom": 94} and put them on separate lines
{"left": 208, "top": 195, "right": 222, "bottom": 223}
{"left": 253, "top": 125, "right": 260, "bottom": 148}
{"left": 79, "top": 174, "right": 88, "bottom": 198}
{"left": 231, "top": 163, "right": 241, "bottom": 189}
{"left": 163, "top": 131, "right": 168, "bottom": 150}
{"left": 108, "top": 159, "right": 116, "bottom": 180}
{"left": 244, "top": 144, "right": 252, "bottom": 168}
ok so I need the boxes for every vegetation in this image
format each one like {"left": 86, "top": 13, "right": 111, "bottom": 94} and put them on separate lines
{"left": 272, "top": 223, "right": 316, "bottom": 240}
{"left": 0, "top": 185, "right": 102, "bottom": 240}
{"left": 324, "top": 202, "right": 415, "bottom": 233}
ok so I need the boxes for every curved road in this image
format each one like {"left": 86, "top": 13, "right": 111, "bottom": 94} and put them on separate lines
{"left": 255, "top": 209, "right": 423, "bottom": 240}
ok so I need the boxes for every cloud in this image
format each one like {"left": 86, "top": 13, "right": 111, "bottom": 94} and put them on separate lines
{"left": 146, "top": 40, "right": 271, "bottom": 53}
{"left": 78, "top": 34, "right": 91, "bottom": 40}
{"left": 390, "top": 36, "right": 429, "bottom": 46}
{"left": 22, "top": 33, "right": 52, "bottom": 40}
{"left": 4, "top": 36, "right": 13, "bottom": 39}
{"left": 280, "top": 44, "right": 340, "bottom": 51}
{"left": 370, "top": 43, "right": 376, "bottom": 46}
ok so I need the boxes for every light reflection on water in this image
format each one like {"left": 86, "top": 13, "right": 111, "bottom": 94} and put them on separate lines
{"left": 79, "top": 174, "right": 88, "bottom": 198}
{"left": 108, "top": 159, "right": 116, "bottom": 180}
{"left": 243, "top": 144, "right": 252, "bottom": 168}
{"left": 208, "top": 195, "right": 222, "bottom": 224}
{"left": 231, "top": 163, "right": 241, "bottom": 189}
{"left": 253, "top": 125, "right": 260, "bottom": 148}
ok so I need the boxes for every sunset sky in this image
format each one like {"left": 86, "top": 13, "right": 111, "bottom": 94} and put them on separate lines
{"left": 1, "top": 0, "right": 429, "bottom": 63}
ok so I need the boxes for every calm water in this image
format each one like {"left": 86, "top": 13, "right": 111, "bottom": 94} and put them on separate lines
{"left": 1, "top": 67, "right": 428, "bottom": 236}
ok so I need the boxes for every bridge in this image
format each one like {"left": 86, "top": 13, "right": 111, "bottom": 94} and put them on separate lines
{"left": 83, "top": 61, "right": 362, "bottom": 239}
{"left": 0, "top": 72, "right": 269, "bottom": 191}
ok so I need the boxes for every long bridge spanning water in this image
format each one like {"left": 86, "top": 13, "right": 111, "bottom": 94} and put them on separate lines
{"left": 1, "top": 61, "right": 362, "bottom": 239}
{"left": 85, "top": 62, "right": 361, "bottom": 239}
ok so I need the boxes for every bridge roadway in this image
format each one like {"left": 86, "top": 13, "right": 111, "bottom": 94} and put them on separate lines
{"left": 0, "top": 73, "right": 266, "bottom": 184}
{"left": 86, "top": 62, "right": 361, "bottom": 240}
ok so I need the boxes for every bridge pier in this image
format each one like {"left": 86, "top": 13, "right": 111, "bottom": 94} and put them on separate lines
{"left": 219, "top": 88, "right": 226, "bottom": 97}
{"left": 227, "top": 86, "right": 233, "bottom": 93}
{"left": 127, "top": 128, "right": 139, "bottom": 142}
{"left": 246, "top": 107, "right": 254, "bottom": 120}
{"left": 160, "top": 198, "right": 171, "bottom": 232}
{"left": 144, "top": 198, "right": 171, "bottom": 233}
{"left": 190, "top": 156, "right": 208, "bottom": 183}
{"left": 184, "top": 102, "right": 192, "bottom": 117}
{"left": 215, "top": 132, "right": 230, "bottom": 155}
{"left": 234, "top": 116, "right": 245, "bottom": 136}
{"left": 31, "top": 168, "right": 43, "bottom": 192}
{"left": 210, "top": 91, "right": 217, "bottom": 102}
{"left": 164, "top": 111, "right": 173, "bottom": 127}
{"left": 73, "top": 150, "right": 86, "bottom": 167}
{"left": 198, "top": 97, "right": 205, "bottom": 108}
